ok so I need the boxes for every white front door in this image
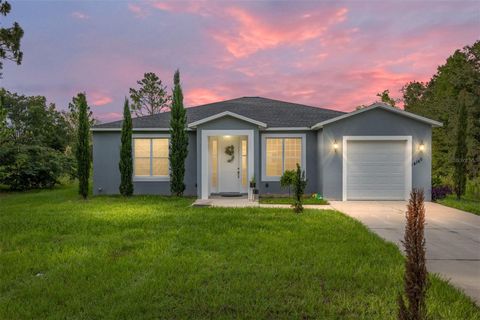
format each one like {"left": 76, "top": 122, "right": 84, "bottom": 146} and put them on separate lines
{"left": 218, "top": 136, "right": 241, "bottom": 193}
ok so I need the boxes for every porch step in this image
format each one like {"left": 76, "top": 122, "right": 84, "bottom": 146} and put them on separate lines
{"left": 192, "top": 199, "right": 212, "bottom": 207}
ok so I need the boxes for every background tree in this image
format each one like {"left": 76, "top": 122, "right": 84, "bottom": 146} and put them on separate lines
{"left": 119, "top": 98, "right": 133, "bottom": 196}
{"left": 403, "top": 41, "right": 480, "bottom": 183}
{"left": 129, "top": 72, "right": 171, "bottom": 117}
{"left": 453, "top": 90, "right": 468, "bottom": 199}
{"left": 169, "top": 69, "right": 188, "bottom": 196}
{"left": 0, "top": 94, "right": 11, "bottom": 144}
{"left": 376, "top": 89, "right": 398, "bottom": 107}
{"left": 0, "top": 89, "right": 75, "bottom": 190}
{"left": 0, "top": 1, "right": 23, "bottom": 77}
{"left": 293, "top": 164, "right": 307, "bottom": 213}
{"left": 398, "top": 189, "right": 427, "bottom": 320}
{"left": 75, "top": 93, "right": 90, "bottom": 199}
{"left": 64, "top": 95, "right": 95, "bottom": 142}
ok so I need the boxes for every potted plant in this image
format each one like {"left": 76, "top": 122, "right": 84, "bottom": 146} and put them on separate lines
{"left": 249, "top": 175, "right": 256, "bottom": 188}
{"left": 252, "top": 186, "right": 259, "bottom": 201}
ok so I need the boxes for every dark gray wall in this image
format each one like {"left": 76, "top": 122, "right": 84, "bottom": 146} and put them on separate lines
{"left": 195, "top": 116, "right": 260, "bottom": 198}
{"left": 258, "top": 131, "right": 318, "bottom": 195}
{"left": 318, "top": 108, "right": 432, "bottom": 201}
{"left": 92, "top": 131, "right": 197, "bottom": 196}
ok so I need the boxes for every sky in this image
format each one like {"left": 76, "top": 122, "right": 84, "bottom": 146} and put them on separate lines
{"left": 1, "top": 0, "right": 479, "bottom": 122}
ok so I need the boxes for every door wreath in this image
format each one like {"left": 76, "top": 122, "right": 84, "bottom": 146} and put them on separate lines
{"left": 225, "top": 145, "right": 235, "bottom": 163}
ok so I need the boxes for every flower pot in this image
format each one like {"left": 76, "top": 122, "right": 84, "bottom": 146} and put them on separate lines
{"left": 250, "top": 182, "right": 256, "bottom": 188}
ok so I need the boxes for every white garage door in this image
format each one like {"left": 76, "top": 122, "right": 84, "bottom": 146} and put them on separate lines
{"left": 346, "top": 140, "right": 408, "bottom": 200}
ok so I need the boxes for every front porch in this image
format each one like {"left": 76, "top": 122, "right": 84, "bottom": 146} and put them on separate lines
{"left": 192, "top": 195, "right": 259, "bottom": 208}
{"left": 199, "top": 129, "right": 256, "bottom": 200}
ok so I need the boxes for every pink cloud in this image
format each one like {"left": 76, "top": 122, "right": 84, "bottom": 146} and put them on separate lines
{"left": 210, "top": 7, "right": 349, "bottom": 58}
{"left": 90, "top": 92, "right": 113, "bottom": 106}
{"left": 128, "top": 3, "right": 149, "bottom": 18}
{"left": 185, "top": 88, "right": 225, "bottom": 106}
{"left": 71, "top": 11, "right": 89, "bottom": 20}
{"left": 97, "top": 112, "right": 123, "bottom": 123}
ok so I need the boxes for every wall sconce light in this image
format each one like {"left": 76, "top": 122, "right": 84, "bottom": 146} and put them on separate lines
{"left": 333, "top": 140, "right": 339, "bottom": 152}
{"left": 419, "top": 142, "right": 425, "bottom": 152}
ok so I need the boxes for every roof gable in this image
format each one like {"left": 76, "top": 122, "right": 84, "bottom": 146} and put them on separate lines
{"left": 188, "top": 111, "right": 267, "bottom": 128}
{"left": 311, "top": 103, "right": 443, "bottom": 129}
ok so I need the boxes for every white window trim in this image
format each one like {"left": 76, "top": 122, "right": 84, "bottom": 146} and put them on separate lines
{"left": 201, "top": 130, "right": 254, "bottom": 200}
{"left": 261, "top": 133, "right": 306, "bottom": 182}
{"left": 132, "top": 134, "right": 170, "bottom": 182}
{"left": 342, "top": 136, "right": 412, "bottom": 201}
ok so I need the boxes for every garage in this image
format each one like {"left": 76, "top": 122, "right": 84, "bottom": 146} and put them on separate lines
{"left": 343, "top": 137, "right": 412, "bottom": 200}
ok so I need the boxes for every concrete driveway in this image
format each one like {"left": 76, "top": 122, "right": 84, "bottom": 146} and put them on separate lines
{"left": 330, "top": 201, "right": 480, "bottom": 304}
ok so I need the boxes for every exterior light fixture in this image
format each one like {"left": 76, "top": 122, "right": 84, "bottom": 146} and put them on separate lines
{"left": 419, "top": 142, "right": 425, "bottom": 152}
{"left": 224, "top": 135, "right": 231, "bottom": 138}
{"left": 333, "top": 140, "right": 339, "bottom": 152}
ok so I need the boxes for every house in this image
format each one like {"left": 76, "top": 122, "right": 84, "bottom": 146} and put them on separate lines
{"left": 91, "top": 97, "right": 442, "bottom": 201}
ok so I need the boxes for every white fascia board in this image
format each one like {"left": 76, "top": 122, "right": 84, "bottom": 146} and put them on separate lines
{"left": 264, "top": 127, "right": 311, "bottom": 131}
{"left": 188, "top": 111, "right": 267, "bottom": 128}
{"left": 91, "top": 127, "right": 193, "bottom": 132}
{"left": 311, "top": 103, "right": 443, "bottom": 129}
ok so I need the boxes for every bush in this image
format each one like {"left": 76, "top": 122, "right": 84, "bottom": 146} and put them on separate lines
{"left": 0, "top": 144, "right": 75, "bottom": 190}
{"left": 431, "top": 185, "right": 452, "bottom": 201}
{"left": 465, "top": 177, "right": 480, "bottom": 200}
{"left": 280, "top": 169, "right": 295, "bottom": 196}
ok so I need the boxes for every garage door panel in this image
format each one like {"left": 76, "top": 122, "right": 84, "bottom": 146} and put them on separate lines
{"left": 346, "top": 140, "right": 407, "bottom": 200}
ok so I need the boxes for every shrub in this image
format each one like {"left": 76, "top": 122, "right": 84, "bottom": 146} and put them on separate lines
{"left": 0, "top": 144, "right": 75, "bottom": 190}
{"left": 431, "top": 185, "right": 452, "bottom": 201}
{"left": 465, "top": 177, "right": 480, "bottom": 200}
{"left": 398, "top": 189, "right": 427, "bottom": 320}
{"left": 293, "top": 164, "right": 307, "bottom": 213}
{"left": 280, "top": 169, "right": 295, "bottom": 196}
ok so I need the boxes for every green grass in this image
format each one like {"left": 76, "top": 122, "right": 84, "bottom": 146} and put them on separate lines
{"left": 0, "top": 185, "right": 478, "bottom": 319}
{"left": 260, "top": 196, "right": 329, "bottom": 205}
{"left": 437, "top": 195, "right": 480, "bottom": 216}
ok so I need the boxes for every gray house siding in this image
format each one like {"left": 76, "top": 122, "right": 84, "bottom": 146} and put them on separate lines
{"left": 195, "top": 116, "right": 260, "bottom": 198}
{"left": 318, "top": 108, "right": 432, "bottom": 201}
{"left": 258, "top": 131, "right": 318, "bottom": 195}
{"left": 92, "top": 131, "right": 197, "bottom": 196}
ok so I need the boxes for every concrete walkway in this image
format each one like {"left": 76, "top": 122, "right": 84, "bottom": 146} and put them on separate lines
{"left": 330, "top": 201, "right": 480, "bottom": 304}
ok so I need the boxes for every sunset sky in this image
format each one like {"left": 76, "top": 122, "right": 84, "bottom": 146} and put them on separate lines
{"left": 1, "top": 1, "right": 478, "bottom": 122}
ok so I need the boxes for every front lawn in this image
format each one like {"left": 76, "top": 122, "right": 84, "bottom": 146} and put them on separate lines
{"left": 260, "top": 196, "right": 329, "bottom": 205}
{"left": 437, "top": 195, "right": 480, "bottom": 216}
{"left": 1, "top": 186, "right": 478, "bottom": 319}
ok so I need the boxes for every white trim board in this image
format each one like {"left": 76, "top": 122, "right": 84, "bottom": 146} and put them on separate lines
{"left": 312, "top": 103, "right": 443, "bottom": 129}
{"left": 92, "top": 128, "right": 194, "bottom": 132}
{"left": 263, "top": 127, "right": 311, "bottom": 131}
{"left": 188, "top": 111, "right": 267, "bottom": 128}
{"left": 200, "top": 129, "right": 254, "bottom": 200}
{"left": 261, "top": 133, "right": 307, "bottom": 182}
{"left": 342, "top": 136, "right": 412, "bottom": 201}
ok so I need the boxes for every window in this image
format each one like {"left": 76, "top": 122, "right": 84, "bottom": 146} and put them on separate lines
{"left": 241, "top": 139, "right": 247, "bottom": 187}
{"left": 262, "top": 134, "right": 305, "bottom": 181}
{"left": 134, "top": 138, "right": 169, "bottom": 178}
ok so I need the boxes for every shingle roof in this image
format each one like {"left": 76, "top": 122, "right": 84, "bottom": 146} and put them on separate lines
{"left": 93, "top": 96, "right": 346, "bottom": 129}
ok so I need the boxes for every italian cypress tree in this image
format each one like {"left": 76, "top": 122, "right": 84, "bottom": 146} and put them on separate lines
{"left": 119, "top": 98, "right": 133, "bottom": 196}
{"left": 169, "top": 69, "right": 188, "bottom": 196}
{"left": 75, "top": 93, "right": 90, "bottom": 199}
{"left": 454, "top": 90, "right": 468, "bottom": 199}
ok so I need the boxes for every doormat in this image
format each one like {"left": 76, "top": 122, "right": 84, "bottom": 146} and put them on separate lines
{"left": 219, "top": 192, "right": 243, "bottom": 197}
